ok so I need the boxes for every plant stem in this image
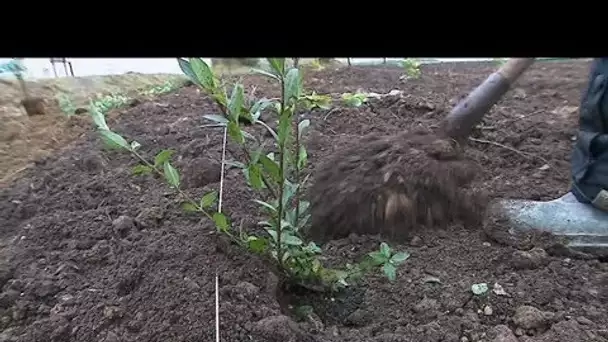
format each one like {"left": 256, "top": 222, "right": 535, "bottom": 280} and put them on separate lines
{"left": 212, "top": 99, "right": 278, "bottom": 199}
{"left": 293, "top": 108, "right": 301, "bottom": 230}
{"left": 275, "top": 66, "right": 287, "bottom": 269}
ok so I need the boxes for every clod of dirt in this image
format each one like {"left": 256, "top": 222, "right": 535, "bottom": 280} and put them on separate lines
{"left": 74, "top": 107, "right": 88, "bottom": 115}
{"left": 134, "top": 206, "right": 165, "bottom": 229}
{"left": 21, "top": 97, "right": 46, "bottom": 116}
{"left": 488, "top": 325, "right": 518, "bottom": 342}
{"left": 512, "top": 305, "right": 555, "bottom": 330}
{"left": 0, "top": 289, "right": 19, "bottom": 310}
{"left": 74, "top": 153, "right": 106, "bottom": 172}
{"left": 527, "top": 320, "right": 601, "bottom": 342}
{"left": 511, "top": 248, "right": 549, "bottom": 270}
{"left": 308, "top": 131, "right": 486, "bottom": 243}
{"left": 345, "top": 308, "right": 370, "bottom": 327}
{"left": 252, "top": 315, "right": 312, "bottom": 342}
{"left": 413, "top": 297, "right": 441, "bottom": 318}
{"left": 30, "top": 280, "right": 61, "bottom": 299}
{"left": 181, "top": 157, "right": 221, "bottom": 189}
{"left": 0, "top": 263, "right": 15, "bottom": 289}
{"left": 112, "top": 215, "right": 135, "bottom": 238}
{"left": 221, "top": 281, "right": 260, "bottom": 301}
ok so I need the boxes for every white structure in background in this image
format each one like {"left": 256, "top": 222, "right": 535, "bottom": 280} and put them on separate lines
{"left": 0, "top": 58, "right": 213, "bottom": 80}
{"left": 0, "top": 58, "right": 498, "bottom": 80}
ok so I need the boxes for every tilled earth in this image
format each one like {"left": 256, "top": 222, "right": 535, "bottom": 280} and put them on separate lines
{"left": 1, "top": 60, "right": 607, "bottom": 342}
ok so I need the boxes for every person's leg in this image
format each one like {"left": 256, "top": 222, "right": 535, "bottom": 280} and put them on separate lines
{"left": 571, "top": 58, "right": 608, "bottom": 207}
{"left": 491, "top": 58, "right": 608, "bottom": 252}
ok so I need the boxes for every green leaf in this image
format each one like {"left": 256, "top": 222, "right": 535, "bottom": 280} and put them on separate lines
{"left": 266, "top": 229, "right": 278, "bottom": 242}
{"left": 181, "top": 202, "right": 199, "bottom": 213}
{"left": 177, "top": 58, "right": 199, "bottom": 86}
{"left": 259, "top": 154, "right": 281, "bottom": 183}
{"left": 298, "top": 119, "right": 310, "bottom": 140}
{"left": 90, "top": 105, "right": 108, "bottom": 130}
{"left": 213, "top": 212, "right": 229, "bottom": 232}
{"left": 305, "top": 242, "right": 322, "bottom": 254}
{"left": 369, "top": 251, "right": 388, "bottom": 265}
{"left": 278, "top": 110, "right": 292, "bottom": 146}
{"left": 247, "top": 164, "right": 263, "bottom": 189}
{"left": 253, "top": 199, "right": 277, "bottom": 212}
{"left": 380, "top": 242, "right": 391, "bottom": 258}
{"left": 383, "top": 263, "right": 397, "bottom": 282}
{"left": 471, "top": 283, "right": 489, "bottom": 296}
{"left": 281, "top": 181, "right": 297, "bottom": 208}
{"left": 247, "top": 236, "right": 268, "bottom": 253}
{"left": 132, "top": 164, "right": 153, "bottom": 175}
{"left": 250, "top": 98, "right": 274, "bottom": 121}
{"left": 297, "top": 145, "right": 307, "bottom": 170}
{"left": 251, "top": 68, "right": 280, "bottom": 81}
{"left": 283, "top": 68, "right": 302, "bottom": 102}
{"left": 224, "top": 160, "right": 246, "bottom": 169}
{"left": 228, "top": 84, "right": 245, "bottom": 121}
{"left": 267, "top": 58, "right": 285, "bottom": 76}
{"left": 154, "top": 150, "right": 174, "bottom": 167}
{"left": 227, "top": 121, "right": 244, "bottom": 144}
{"left": 282, "top": 234, "right": 303, "bottom": 246}
{"left": 190, "top": 58, "right": 216, "bottom": 89}
{"left": 299, "top": 200, "right": 310, "bottom": 215}
{"left": 163, "top": 162, "right": 180, "bottom": 188}
{"left": 390, "top": 252, "right": 411, "bottom": 265}
{"left": 200, "top": 191, "right": 218, "bottom": 209}
{"left": 99, "top": 129, "right": 130, "bottom": 150}
{"left": 203, "top": 114, "right": 229, "bottom": 125}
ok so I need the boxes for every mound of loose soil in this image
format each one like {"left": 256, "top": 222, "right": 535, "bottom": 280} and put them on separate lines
{"left": 1, "top": 60, "right": 607, "bottom": 342}
{"left": 308, "top": 131, "right": 485, "bottom": 243}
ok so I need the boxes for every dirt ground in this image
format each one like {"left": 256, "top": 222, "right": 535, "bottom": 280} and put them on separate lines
{"left": 0, "top": 73, "right": 186, "bottom": 186}
{"left": 1, "top": 60, "right": 607, "bottom": 342}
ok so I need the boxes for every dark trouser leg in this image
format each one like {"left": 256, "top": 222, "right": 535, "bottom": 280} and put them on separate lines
{"left": 489, "top": 59, "right": 608, "bottom": 254}
{"left": 571, "top": 58, "right": 608, "bottom": 209}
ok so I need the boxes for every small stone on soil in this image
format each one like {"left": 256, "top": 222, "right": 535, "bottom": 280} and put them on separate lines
{"left": 513, "top": 305, "right": 555, "bottom": 330}
{"left": 112, "top": 215, "right": 135, "bottom": 237}
{"left": 511, "top": 248, "right": 549, "bottom": 270}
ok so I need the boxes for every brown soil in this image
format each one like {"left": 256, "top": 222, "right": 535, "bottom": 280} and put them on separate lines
{"left": 2, "top": 60, "right": 607, "bottom": 342}
{"left": 0, "top": 73, "right": 186, "bottom": 186}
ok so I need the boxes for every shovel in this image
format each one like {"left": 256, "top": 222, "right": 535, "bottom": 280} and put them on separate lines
{"left": 457, "top": 59, "right": 608, "bottom": 255}
{"left": 309, "top": 58, "right": 538, "bottom": 242}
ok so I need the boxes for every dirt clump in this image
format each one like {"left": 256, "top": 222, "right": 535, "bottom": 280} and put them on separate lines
{"left": 308, "top": 130, "right": 486, "bottom": 243}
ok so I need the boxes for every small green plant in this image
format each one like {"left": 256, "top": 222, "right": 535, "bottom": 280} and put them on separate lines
{"left": 91, "top": 93, "right": 131, "bottom": 115}
{"left": 309, "top": 59, "right": 325, "bottom": 71}
{"left": 494, "top": 58, "right": 508, "bottom": 67}
{"left": 367, "top": 242, "right": 410, "bottom": 281}
{"left": 341, "top": 92, "right": 368, "bottom": 108}
{"left": 57, "top": 93, "right": 77, "bottom": 116}
{"left": 89, "top": 58, "right": 410, "bottom": 292}
{"left": 300, "top": 91, "right": 332, "bottom": 110}
{"left": 401, "top": 58, "right": 422, "bottom": 80}
{"left": 142, "top": 81, "right": 178, "bottom": 96}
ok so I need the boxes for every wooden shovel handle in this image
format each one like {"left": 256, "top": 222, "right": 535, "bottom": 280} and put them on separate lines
{"left": 497, "top": 58, "right": 536, "bottom": 84}
{"left": 442, "top": 58, "right": 536, "bottom": 142}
